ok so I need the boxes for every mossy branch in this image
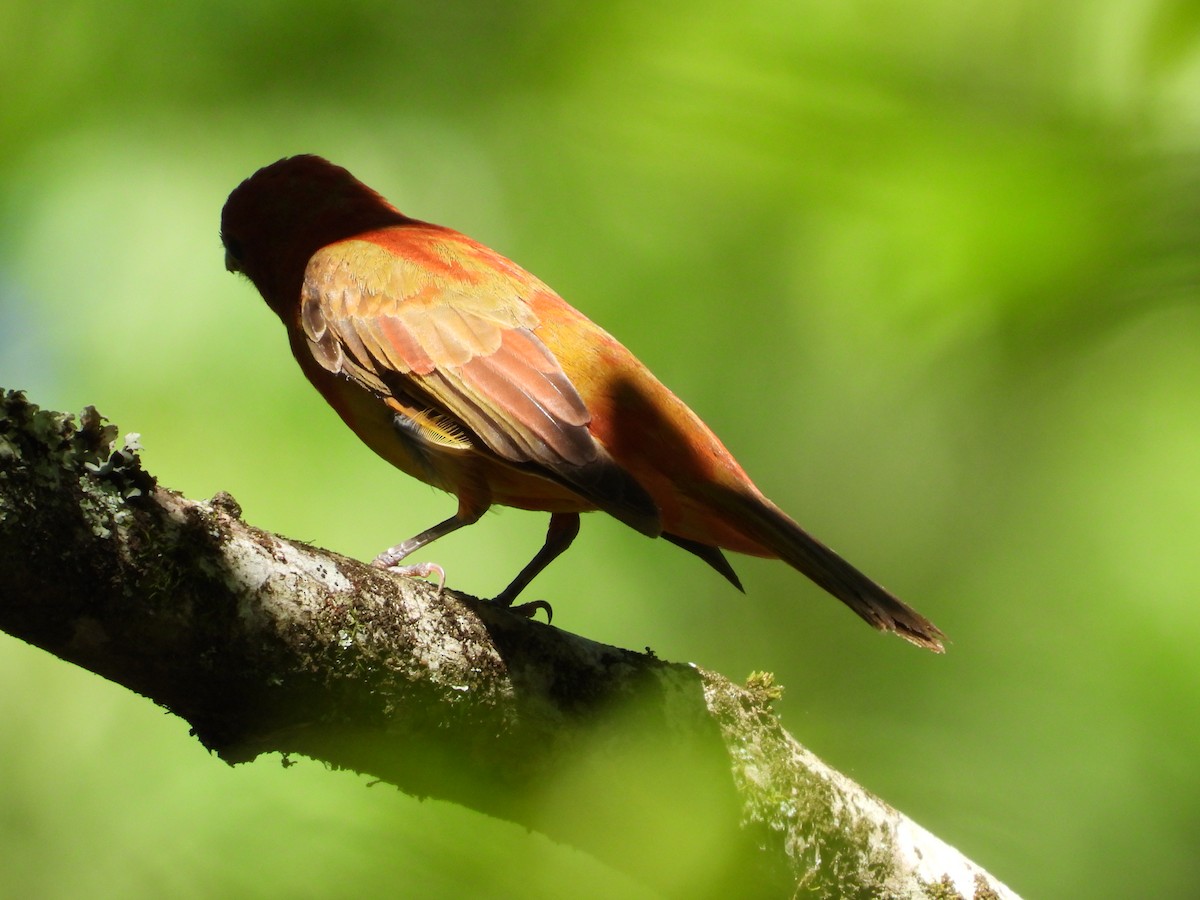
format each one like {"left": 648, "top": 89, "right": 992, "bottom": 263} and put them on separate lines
{"left": 0, "top": 389, "right": 1018, "bottom": 900}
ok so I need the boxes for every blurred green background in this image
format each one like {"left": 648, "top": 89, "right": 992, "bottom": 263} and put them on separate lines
{"left": 3, "top": 1, "right": 1199, "bottom": 897}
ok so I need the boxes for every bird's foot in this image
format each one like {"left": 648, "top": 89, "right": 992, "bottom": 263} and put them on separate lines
{"left": 489, "top": 596, "right": 553, "bottom": 623}
{"left": 372, "top": 545, "right": 414, "bottom": 569}
{"left": 374, "top": 558, "right": 446, "bottom": 594}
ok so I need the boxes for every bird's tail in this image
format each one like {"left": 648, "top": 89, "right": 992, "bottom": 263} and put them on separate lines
{"left": 728, "top": 491, "right": 945, "bottom": 652}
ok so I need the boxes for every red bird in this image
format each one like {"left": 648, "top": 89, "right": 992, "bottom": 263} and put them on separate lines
{"left": 221, "top": 155, "right": 944, "bottom": 651}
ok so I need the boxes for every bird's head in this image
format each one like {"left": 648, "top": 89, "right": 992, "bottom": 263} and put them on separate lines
{"left": 221, "top": 155, "right": 408, "bottom": 316}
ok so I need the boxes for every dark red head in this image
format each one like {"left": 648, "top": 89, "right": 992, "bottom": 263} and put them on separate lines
{"left": 221, "top": 155, "right": 409, "bottom": 316}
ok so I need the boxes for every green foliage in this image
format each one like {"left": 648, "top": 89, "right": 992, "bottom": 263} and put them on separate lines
{"left": 3, "top": 1, "right": 1200, "bottom": 896}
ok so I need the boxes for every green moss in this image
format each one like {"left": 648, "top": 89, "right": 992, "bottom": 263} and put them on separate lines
{"left": 744, "top": 670, "right": 784, "bottom": 704}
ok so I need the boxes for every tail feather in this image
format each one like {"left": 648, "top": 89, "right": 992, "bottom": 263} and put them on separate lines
{"left": 663, "top": 533, "right": 744, "bottom": 592}
{"left": 733, "top": 493, "right": 945, "bottom": 652}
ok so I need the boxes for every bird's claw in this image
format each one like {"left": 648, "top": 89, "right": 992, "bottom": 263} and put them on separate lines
{"left": 493, "top": 597, "right": 554, "bottom": 623}
{"left": 378, "top": 560, "right": 446, "bottom": 594}
{"left": 371, "top": 548, "right": 405, "bottom": 569}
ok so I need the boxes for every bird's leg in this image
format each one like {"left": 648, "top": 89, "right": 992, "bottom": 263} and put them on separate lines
{"left": 491, "top": 512, "right": 581, "bottom": 621}
{"left": 372, "top": 503, "right": 483, "bottom": 593}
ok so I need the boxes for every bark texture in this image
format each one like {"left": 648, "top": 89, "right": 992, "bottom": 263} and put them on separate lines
{"left": 0, "top": 389, "right": 1019, "bottom": 899}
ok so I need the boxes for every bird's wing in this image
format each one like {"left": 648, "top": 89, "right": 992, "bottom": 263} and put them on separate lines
{"left": 300, "top": 234, "right": 661, "bottom": 536}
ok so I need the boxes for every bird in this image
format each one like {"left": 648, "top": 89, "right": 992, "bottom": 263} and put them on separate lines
{"left": 220, "top": 155, "right": 944, "bottom": 651}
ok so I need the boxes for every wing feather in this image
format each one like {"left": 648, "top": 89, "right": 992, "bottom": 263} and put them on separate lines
{"left": 375, "top": 316, "right": 434, "bottom": 373}
{"left": 300, "top": 235, "right": 660, "bottom": 534}
{"left": 457, "top": 337, "right": 595, "bottom": 464}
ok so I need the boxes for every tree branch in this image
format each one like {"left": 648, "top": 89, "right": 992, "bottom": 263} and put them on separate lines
{"left": 0, "top": 389, "right": 1019, "bottom": 900}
